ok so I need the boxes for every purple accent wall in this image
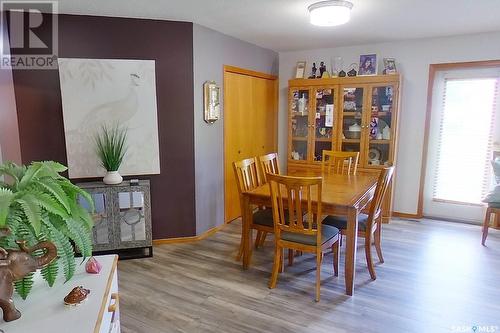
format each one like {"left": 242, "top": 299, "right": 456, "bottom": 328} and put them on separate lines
{"left": 10, "top": 14, "right": 196, "bottom": 239}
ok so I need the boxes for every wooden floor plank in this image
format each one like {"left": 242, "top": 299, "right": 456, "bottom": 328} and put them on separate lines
{"left": 118, "top": 218, "right": 500, "bottom": 333}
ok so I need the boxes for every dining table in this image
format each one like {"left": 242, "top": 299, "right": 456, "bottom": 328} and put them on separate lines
{"left": 240, "top": 171, "right": 378, "bottom": 296}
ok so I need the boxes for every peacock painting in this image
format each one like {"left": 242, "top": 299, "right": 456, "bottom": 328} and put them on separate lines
{"left": 58, "top": 58, "right": 160, "bottom": 179}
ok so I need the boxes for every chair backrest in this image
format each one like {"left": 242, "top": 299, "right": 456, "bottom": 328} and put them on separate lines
{"left": 258, "top": 152, "right": 280, "bottom": 183}
{"left": 267, "top": 173, "right": 323, "bottom": 243}
{"left": 321, "top": 150, "right": 359, "bottom": 176}
{"left": 233, "top": 157, "right": 261, "bottom": 195}
{"left": 367, "top": 166, "right": 395, "bottom": 225}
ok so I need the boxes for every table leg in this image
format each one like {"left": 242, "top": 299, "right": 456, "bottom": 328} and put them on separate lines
{"left": 345, "top": 207, "right": 359, "bottom": 296}
{"left": 242, "top": 195, "right": 252, "bottom": 269}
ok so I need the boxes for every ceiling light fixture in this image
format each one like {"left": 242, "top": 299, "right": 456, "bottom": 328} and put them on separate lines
{"left": 308, "top": 0, "right": 353, "bottom": 27}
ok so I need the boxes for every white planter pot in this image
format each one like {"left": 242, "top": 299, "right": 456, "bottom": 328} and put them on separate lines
{"left": 103, "top": 171, "right": 123, "bottom": 185}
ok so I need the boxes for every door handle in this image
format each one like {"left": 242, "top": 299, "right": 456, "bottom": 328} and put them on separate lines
{"left": 108, "top": 293, "right": 119, "bottom": 313}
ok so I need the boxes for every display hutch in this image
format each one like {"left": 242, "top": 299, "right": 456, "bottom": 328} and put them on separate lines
{"left": 287, "top": 74, "right": 401, "bottom": 221}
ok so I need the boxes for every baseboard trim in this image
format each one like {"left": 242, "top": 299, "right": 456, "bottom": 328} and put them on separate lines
{"left": 153, "top": 224, "right": 226, "bottom": 245}
{"left": 392, "top": 211, "right": 422, "bottom": 219}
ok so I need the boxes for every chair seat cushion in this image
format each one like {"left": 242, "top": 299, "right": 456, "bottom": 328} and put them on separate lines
{"left": 252, "top": 209, "right": 275, "bottom": 227}
{"left": 281, "top": 224, "right": 339, "bottom": 246}
{"left": 322, "top": 213, "right": 370, "bottom": 231}
{"left": 252, "top": 208, "right": 292, "bottom": 227}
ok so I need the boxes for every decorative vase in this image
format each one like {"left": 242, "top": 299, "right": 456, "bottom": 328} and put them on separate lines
{"left": 103, "top": 171, "right": 123, "bottom": 185}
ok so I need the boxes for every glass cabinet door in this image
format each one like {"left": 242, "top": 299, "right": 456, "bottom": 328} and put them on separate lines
{"left": 78, "top": 191, "right": 113, "bottom": 251}
{"left": 339, "top": 86, "right": 366, "bottom": 157}
{"left": 366, "top": 85, "right": 396, "bottom": 167}
{"left": 313, "top": 87, "right": 336, "bottom": 161}
{"left": 118, "top": 191, "right": 147, "bottom": 243}
{"left": 289, "top": 88, "right": 311, "bottom": 161}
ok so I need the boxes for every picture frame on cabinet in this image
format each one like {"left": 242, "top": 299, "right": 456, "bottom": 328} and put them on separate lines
{"left": 383, "top": 58, "right": 397, "bottom": 74}
{"left": 295, "top": 61, "right": 306, "bottom": 78}
{"left": 359, "top": 54, "right": 377, "bottom": 76}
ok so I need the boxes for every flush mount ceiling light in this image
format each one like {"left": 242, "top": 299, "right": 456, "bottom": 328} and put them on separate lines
{"left": 308, "top": 0, "right": 353, "bottom": 27}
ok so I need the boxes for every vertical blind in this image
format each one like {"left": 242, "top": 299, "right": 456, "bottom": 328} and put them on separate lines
{"left": 433, "top": 77, "right": 498, "bottom": 205}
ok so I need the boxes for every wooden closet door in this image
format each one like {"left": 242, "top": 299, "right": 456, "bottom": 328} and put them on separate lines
{"left": 224, "top": 68, "right": 277, "bottom": 223}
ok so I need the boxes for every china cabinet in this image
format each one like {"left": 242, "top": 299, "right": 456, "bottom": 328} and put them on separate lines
{"left": 77, "top": 180, "right": 153, "bottom": 257}
{"left": 288, "top": 75, "right": 401, "bottom": 221}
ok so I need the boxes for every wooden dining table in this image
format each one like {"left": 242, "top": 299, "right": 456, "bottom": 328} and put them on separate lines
{"left": 240, "top": 171, "right": 378, "bottom": 296}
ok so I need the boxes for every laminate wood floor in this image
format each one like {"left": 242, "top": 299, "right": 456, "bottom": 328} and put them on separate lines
{"left": 118, "top": 219, "right": 500, "bottom": 333}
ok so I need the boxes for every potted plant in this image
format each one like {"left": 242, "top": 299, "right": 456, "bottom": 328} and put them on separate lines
{"left": 0, "top": 161, "right": 94, "bottom": 300}
{"left": 95, "top": 124, "right": 128, "bottom": 185}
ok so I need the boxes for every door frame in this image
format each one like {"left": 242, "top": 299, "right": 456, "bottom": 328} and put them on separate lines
{"left": 418, "top": 60, "right": 500, "bottom": 218}
{"left": 223, "top": 65, "right": 278, "bottom": 223}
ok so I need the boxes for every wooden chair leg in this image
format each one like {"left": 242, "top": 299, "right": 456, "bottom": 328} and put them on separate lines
{"left": 332, "top": 239, "right": 339, "bottom": 277}
{"left": 269, "top": 246, "right": 281, "bottom": 289}
{"left": 315, "top": 251, "right": 322, "bottom": 302}
{"left": 260, "top": 232, "right": 268, "bottom": 247}
{"left": 279, "top": 248, "right": 285, "bottom": 273}
{"left": 374, "top": 220, "right": 384, "bottom": 263}
{"left": 482, "top": 208, "right": 491, "bottom": 246}
{"left": 288, "top": 249, "right": 294, "bottom": 266}
{"left": 365, "top": 234, "right": 376, "bottom": 280}
{"left": 236, "top": 230, "right": 244, "bottom": 261}
{"left": 254, "top": 231, "right": 262, "bottom": 249}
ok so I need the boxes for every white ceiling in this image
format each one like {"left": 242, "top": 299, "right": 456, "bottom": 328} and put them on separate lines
{"left": 56, "top": 0, "right": 500, "bottom": 52}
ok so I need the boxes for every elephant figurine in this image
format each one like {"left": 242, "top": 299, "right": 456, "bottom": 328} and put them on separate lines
{"left": 0, "top": 238, "right": 57, "bottom": 322}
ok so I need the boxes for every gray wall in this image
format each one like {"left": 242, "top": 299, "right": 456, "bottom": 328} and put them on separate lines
{"left": 193, "top": 24, "right": 278, "bottom": 235}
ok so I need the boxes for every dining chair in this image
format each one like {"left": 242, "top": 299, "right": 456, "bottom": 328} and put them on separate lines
{"left": 255, "top": 152, "right": 281, "bottom": 247}
{"left": 233, "top": 157, "right": 274, "bottom": 260}
{"left": 267, "top": 173, "right": 340, "bottom": 302}
{"left": 321, "top": 150, "right": 359, "bottom": 176}
{"left": 482, "top": 205, "right": 500, "bottom": 245}
{"left": 322, "top": 166, "right": 395, "bottom": 280}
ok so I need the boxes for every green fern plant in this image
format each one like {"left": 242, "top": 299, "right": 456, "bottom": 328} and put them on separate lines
{"left": 95, "top": 124, "right": 128, "bottom": 171}
{"left": 0, "top": 161, "right": 94, "bottom": 299}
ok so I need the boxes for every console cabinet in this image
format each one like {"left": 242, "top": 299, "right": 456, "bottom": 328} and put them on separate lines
{"left": 77, "top": 180, "right": 153, "bottom": 256}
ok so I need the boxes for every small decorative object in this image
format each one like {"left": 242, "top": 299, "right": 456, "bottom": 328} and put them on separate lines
{"left": 370, "top": 117, "right": 379, "bottom": 139}
{"left": 64, "top": 286, "right": 91, "bottom": 306}
{"left": 382, "top": 126, "right": 391, "bottom": 140}
{"left": 295, "top": 61, "right": 306, "bottom": 78}
{"left": 345, "top": 122, "right": 361, "bottom": 139}
{"left": 369, "top": 147, "right": 382, "bottom": 165}
{"left": 298, "top": 94, "right": 307, "bottom": 115}
{"left": 321, "top": 70, "right": 331, "bottom": 78}
{"left": 376, "top": 132, "right": 383, "bottom": 140}
{"left": 0, "top": 161, "right": 94, "bottom": 305}
{"left": 85, "top": 257, "right": 102, "bottom": 274}
{"left": 95, "top": 124, "right": 128, "bottom": 185}
{"left": 309, "top": 62, "right": 317, "bottom": 79}
{"left": 383, "top": 58, "right": 397, "bottom": 74}
{"left": 325, "top": 104, "right": 334, "bottom": 127}
{"left": 359, "top": 54, "right": 377, "bottom": 76}
{"left": 338, "top": 69, "right": 346, "bottom": 77}
{"left": 291, "top": 151, "right": 300, "bottom": 160}
{"left": 347, "top": 63, "right": 358, "bottom": 77}
{"left": 332, "top": 56, "right": 343, "bottom": 77}
{"left": 204, "top": 81, "right": 221, "bottom": 124}
{"left": 0, "top": 239, "right": 57, "bottom": 322}
{"left": 319, "top": 61, "right": 327, "bottom": 78}
{"left": 381, "top": 104, "right": 391, "bottom": 112}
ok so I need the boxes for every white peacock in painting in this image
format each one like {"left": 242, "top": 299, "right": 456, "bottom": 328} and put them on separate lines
{"left": 58, "top": 58, "right": 160, "bottom": 179}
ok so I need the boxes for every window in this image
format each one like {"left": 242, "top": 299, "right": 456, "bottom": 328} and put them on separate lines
{"left": 433, "top": 77, "right": 498, "bottom": 205}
